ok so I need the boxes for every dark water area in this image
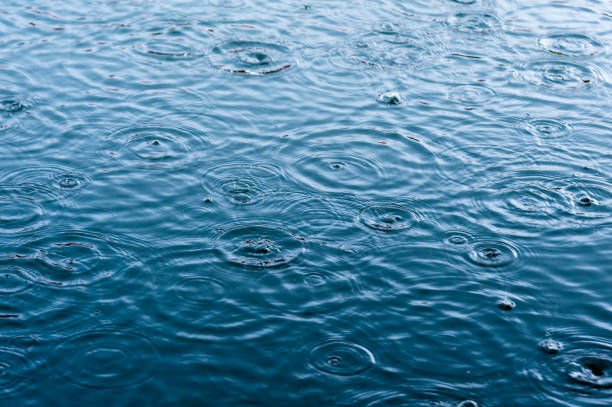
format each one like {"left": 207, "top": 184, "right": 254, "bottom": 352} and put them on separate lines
{"left": 1, "top": 0, "right": 611, "bottom": 405}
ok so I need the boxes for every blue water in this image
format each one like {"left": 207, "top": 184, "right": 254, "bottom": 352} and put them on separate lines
{"left": 1, "top": 0, "right": 611, "bottom": 405}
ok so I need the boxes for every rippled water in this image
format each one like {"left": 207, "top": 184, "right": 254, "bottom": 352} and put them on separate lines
{"left": 1, "top": 0, "right": 611, "bottom": 405}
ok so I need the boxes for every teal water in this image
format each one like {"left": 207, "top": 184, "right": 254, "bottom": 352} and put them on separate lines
{"left": 1, "top": 0, "right": 611, "bottom": 405}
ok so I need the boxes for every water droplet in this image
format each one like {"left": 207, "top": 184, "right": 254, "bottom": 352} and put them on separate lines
{"left": 376, "top": 91, "right": 403, "bottom": 105}
{"left": 308, "top": 340, "right": 375, "bottom": 376}
{"left": 496, "top": 297, "right": 516, "bottom": 311}
{"left": 53, "top": 174, "right": 84, "bottom": 190}
{"left": 375, "top": 22, "right": 400, "bottom": 35}
{"left": 539, "top": 339, "right": 564, "bottom": 354}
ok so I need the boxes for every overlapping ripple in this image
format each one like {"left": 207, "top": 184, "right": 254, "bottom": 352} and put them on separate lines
{"left": 526, "top": 328, "right": 612, "bottom": 405}
{"left": 0, "top": 343, "right": 43, "bottom": 399}
{"left": 516, "top": 60, "right": 604, "bottom": 90}
{"left": 466, "top": 161, "right": 612, "bottom": 235}
{"left": 253, "top": 264, "right": 359, "bottom": 315}
{"left": 13, "top": 228, "right": 143, "bottom": 288}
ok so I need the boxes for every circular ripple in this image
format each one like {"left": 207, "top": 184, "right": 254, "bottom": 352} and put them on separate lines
{"left": 126, "top": 20, "right": 214, "bottom": 66}
{"left": 215, "top": 225, "right": 304, "bottom": 268}
{"left": 466, "top": 240, "right": 519, "bottom": 268}
{"left": 0, "top": 69, "right": 31, "bottom": 120}
{"left": 0, "top": 99, "right": 25, "bottom": 114}
{"left": 19, "top": 229, "right": 138, "bottom": 287}
{"left": 448, "top": 13, "right": 501, "bottom": 34}
{"left": 50, "top": 328, "right": 159, "bottom": 389}
{"left": 254, "top": 268, "right": 357, "bottom": 314}
{"left": 150, "top": 259, "right": 262, "bottom": 341}
{"left": 351, "top": 387, "right": 482, "bottom": 407}
{"left": 564, "top": 181, "right": 612, "bottom": 221}
{"left": 442, "top": 230, "right": 476, "bottom": 248}
{"left": 528, "top": 331, "right": 612, "bottom": 403}
{"left": 0, "top": 346, "right": 42, "bottom": 399}
{"left": 201, "top": 162, "right": 285, "bottom": 206}
{"left": 327, "top": 29, "right": 445, "bottom": 72}
{"left": 2, "top": 165, "right": 89, "bottom": 195}
{"left": 539, "top": 33, "right": 605, "bottom": 57}
{"left": 504, "top": 185, "right": 567, "bottom": 217}
{"left": 478, "top": 171, "right": 573, "bottom": 230}
{"left": 281, "top": 128, "right": 435, "bottom": 195}
{"left": 0, "top": 255, "right": 92, "bottom": 335}
{"left": 472, "top": 165, "right": 612, "bottom": 232}
{"left": 308, "top": 340, "right": 375, "bottom": 376}
{"left": 519, "top": 118, "right": 571, "bottom": 140}
{"left": 448, "top": 84, "right": 496, "bottom": 106}
{"left": 137, "top": 40, "right": 199, "bottom": 60}
{"left": 0, "top": 266, "right": 35, "bottom": 295}
{"left": 103, "top": 125, "right": 207, "bottom": 169}
{"left": 0, "top": 184, "right": 52, "bottom": 234}
{"left": 172, "top": 276, "right": 227, "bottom": 305}
{"left": 0, "top": 196, "right": 44, "bottom": 234}
{"left": 359, "top": 205, "right": 417, "bottom": 232}
{"left": 435, "top": 133, "right": 535, "bottom": 188}
{"left": 210, "top": 40, "right": 294, "bottom": 75}
{"left": 271, "top": 192, "right": 359, "bottom": 240}
{"left": 518, "top": 61, "right": 599, "bottom": 90}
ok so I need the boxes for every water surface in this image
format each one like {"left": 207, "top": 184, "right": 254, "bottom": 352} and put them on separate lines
{"left": 1, "top": 0, "right": 611, "bottom": 405}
